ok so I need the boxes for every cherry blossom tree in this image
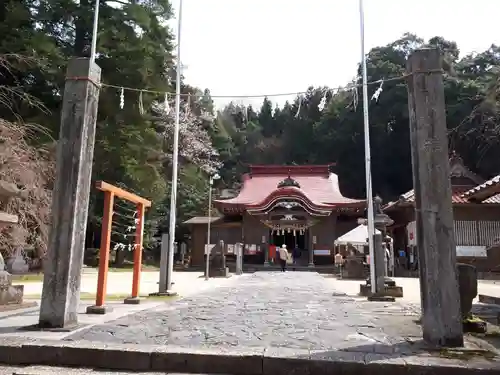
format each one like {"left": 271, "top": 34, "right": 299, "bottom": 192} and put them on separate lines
{"left": 152, "top": 102, "right": 222, "bottom": 174}
{"left": 0, "top": 120, "right": 54, "bottom": 261}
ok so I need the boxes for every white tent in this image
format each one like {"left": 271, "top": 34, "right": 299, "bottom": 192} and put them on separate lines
{"left": 334, "top": 224, "right": 381, "bottom": 246}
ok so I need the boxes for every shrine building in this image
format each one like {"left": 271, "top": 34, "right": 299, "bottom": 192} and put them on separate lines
{"left": 384, "top": 153, "right": 500, "bottom": 274}
{"left": 184, "top": 164, "right": 366, "bottom": 267}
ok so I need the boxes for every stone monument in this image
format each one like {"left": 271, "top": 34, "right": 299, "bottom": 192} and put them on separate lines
{"left": 0, "top": 180, "right": 32, "bottom": 310}
{"left": 343, "top": 255, "right": 365, "bottom": 279}
{"left": 457, "top": 263, "right": 485, "bottom": 333}
{"left": 208, "top": 240, "right": 231, "bottom": 278}
{"left": 7, "top": 248, "right": 29, "bottom": 274}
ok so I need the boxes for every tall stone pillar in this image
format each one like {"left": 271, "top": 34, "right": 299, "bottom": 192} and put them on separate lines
{"left": 407, "top": 48, "right": 463, "bottom": 347}
{"left": 39, "top": 58, "right": 101, "bottom": 328}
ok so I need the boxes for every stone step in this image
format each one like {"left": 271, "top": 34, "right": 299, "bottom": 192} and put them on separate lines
{"left": 4, "top": 366, "right": 218, "bottom": 374}
{"left": 0, "top": 338, "right": 498, "bottom": 375}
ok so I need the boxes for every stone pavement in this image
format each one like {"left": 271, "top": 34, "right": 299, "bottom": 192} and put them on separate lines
{"left": 66, "top": 272, "right": 423, "bottom": 350}
{"left": 1, "top": 272, "right": 500, "bottom": 374}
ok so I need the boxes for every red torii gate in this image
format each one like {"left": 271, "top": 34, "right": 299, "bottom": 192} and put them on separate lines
{"left": 86, "top": 181, "right": 151, "bottom": 314}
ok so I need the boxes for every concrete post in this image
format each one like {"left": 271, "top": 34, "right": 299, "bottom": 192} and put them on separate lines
{"left": 180, "top": 242, "right": 186, "bottom": 265}
{"left": 159, "top": 234, "right": 168, "bottom": 292}
{"left": 407, "top": 48, "right": 463, "bottom": 347}
{"left": 38, "top": 58, "right": 101, "bottom": 329}
{"left": 372, "top": 233, "right": 386, "bottom": 293}
{"left": 235, "top": 243, "right": 242, "bottom": 275}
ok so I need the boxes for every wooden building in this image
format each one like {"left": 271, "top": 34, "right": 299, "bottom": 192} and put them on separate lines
{"left": 463, "top": 174, "right": 500, "bottom": 271}
{"left": 384, "top": 154, "right": 500, "bottom": 273}
{"left": 185, "top": 164, "right": 366, "bottom": 267}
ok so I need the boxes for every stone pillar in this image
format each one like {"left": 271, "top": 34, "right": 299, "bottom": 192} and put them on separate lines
{"left": 373, "top": 233, "right": 385, "bottom": 293}
{"left": 180, "top": 242, "right": 186, "bottom": 265}
{"left": 308, "top": 247, "right": 314, "bottom": 267}
{"left": 407, "top": 48, "right": 463, "bottom": 347}
{"left": 39, "top": 58, "right": 101, "bottom": 329}
{"left": 235, "top": 243, "right": 242, "bottom": 275}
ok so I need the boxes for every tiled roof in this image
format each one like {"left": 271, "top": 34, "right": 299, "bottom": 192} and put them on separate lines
{"left": 483, "top": 193, "right": 500, "bottom": 204}
{"left": 215, "top": 165, "right": 364, "bottom": 209}
{"left": 461, "top": 174, "right": 500, "bottom": 200}
{"left": 384, "top": 186, "right": 485, "bottom": 211}
{"left": 183, "top": 216, "right": 220, "bottom": 225}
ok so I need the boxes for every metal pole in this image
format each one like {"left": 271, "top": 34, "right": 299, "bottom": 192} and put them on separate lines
{"left": 90, "top": 0, "right": 100, "bottom": 62}
{"left": 166, "top": 0, "right": 183, "bottom": 292}
{"left": 359, "top": 0, "right": 376, "bottom": 293}
{"left": 205, "top": 178, "right": 212, "bottom": 280}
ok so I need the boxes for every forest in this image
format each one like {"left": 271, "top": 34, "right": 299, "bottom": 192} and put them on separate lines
{"left": 1, "top": 0, "right": 500, "bottom": 265}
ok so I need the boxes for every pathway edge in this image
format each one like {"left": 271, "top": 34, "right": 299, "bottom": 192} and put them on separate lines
{"left": 0, "top": 337, "right": 498, "bottom": 374}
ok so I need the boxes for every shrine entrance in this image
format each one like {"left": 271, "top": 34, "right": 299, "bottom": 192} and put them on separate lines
{"left": 271, "top": 227, "right": 308, "bottom": 250}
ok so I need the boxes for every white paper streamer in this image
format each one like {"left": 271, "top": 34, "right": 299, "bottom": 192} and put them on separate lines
{"left": 164, "top": 93, "right": 170, "bottom": 114}
{"left": 295, "top": 96, "right": 302, "bottom": 118}
{"left": 318, "top": 90, "right": 328, "bottom": 112}
{"left": 119, "top": 87, "right": 124, "bottom": 109}
{"left": 371, "top": 80, "right": 384, "bottom": 102}
{"left": 138, "top": 91, "right": 144, "bottom": 115}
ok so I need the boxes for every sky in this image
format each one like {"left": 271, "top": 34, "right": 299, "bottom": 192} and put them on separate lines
{"left": 168, "top": 0, "right": 500, "bottom": 109}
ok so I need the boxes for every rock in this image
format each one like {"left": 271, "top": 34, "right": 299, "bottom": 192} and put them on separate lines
{"left": 0, "top": 270, "right": 23, "bottom": 305}
{"left": 208, "top": 240, "right": 230, "bottom": 278}
{"left": 343, "top": 256, "right": 365, "bottom": 279}
{"left": 8, "top": 248, "right": 29, "bottom": 274}
{"left": 457, "top": 263, "right": 478, "bottom": 319}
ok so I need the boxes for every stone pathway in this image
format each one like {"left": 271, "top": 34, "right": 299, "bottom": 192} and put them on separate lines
{"left": 66, "top": 272, "right": 423, "bottom": 352}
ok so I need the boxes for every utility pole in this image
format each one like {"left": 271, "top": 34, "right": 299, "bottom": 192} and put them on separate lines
{"left": 406, "top": 48, "right": 463, "bottom": 347}
{"left": 165, "top": 0, "right": 183, "bottom": 295}
{"left": 358, "top": 0, "right": 376, "bottom": 293}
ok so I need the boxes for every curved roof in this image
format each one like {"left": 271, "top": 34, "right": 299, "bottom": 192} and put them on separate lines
{"left": 214, "top": 165, "right": 364, "bottom": 212}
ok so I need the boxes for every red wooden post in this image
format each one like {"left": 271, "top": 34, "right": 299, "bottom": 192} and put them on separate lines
{"left": 86, "top": 191, "right": 114, "bottom": 314}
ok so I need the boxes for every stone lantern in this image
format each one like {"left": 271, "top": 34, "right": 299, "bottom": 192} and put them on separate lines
{"left": 359, "top": 195, "right": 403, "bottom": 301}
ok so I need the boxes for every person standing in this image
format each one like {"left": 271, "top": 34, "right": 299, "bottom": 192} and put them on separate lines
{"left": 292, "top": 246, "right": 301, "bottom": 270}
{"left": 278, "top": 244, "right": 288, "bottom": 272}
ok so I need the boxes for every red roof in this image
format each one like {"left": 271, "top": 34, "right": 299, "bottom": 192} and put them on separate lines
{"left": 461, "top": 174, "right": 500, "bottom": 201}
{"left": 384, "top": 185, "right": 499, "bottom": 211}
{"left": 214, "top": 165, "right": 364, "bottom": 212}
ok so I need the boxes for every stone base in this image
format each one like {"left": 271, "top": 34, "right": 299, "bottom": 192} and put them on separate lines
{"left": 0, "top": 301, "right": 37, "bottom": 312}
{"left": 478, "top": 294, "right": 500, "bottom": 305}
{"left": 367, "top": 294, "right": 396, "bottom": 302}
{"left": 308, "top": 263, "right": 315, "bottom": 268}
{"left": 365, "top": 277, "right": 396, "bottom": 287}
{"left": 463, "top": 319, "right": 487, "bottom": 334}
{"left": 20, "top": 322, "right": 86, "bottom": 332}
{"left": 264, "top": 262, "right": 270, "bottom": 267}
{"left": 123, "top": 297, "right": 142, "bottom": 305}
{"left": 149, "top": 290, "right": 178, "bottom": 297}
{"left": 359, "top": 283, "right": 404, "bottom": 298}
{"left": 210, "top": 267, "right": 231, "bottom": 278}
{"left": 86, "top": 305, "right": 113, "bottom": 315}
